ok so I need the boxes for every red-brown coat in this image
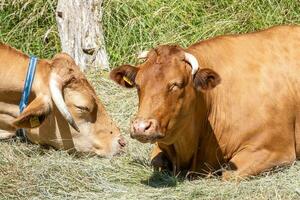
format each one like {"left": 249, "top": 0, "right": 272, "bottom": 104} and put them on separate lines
{"left": 111, "top": 25, "right": 300, "bottom": 179}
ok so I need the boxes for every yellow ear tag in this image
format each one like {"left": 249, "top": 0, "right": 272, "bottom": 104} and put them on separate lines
{"left": 123, "top": 76, "right": 133, "bottom": 86}
{"left": 30, "top": 116, "right": 40, "bottom": 128}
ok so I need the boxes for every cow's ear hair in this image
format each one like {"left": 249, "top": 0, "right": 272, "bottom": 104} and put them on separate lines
{"left": 13, "top": 95, "right": 52, "bottom": 129}
{"left": 51, "top": 53, "right": 75, "bottom": 84}
{"left": 193, "top": 68, "right": 221, "bottom": 91}
{"left": 110, "top": 65, "right": 138, "bottom": 88}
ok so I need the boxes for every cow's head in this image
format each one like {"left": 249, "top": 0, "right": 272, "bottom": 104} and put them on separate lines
{"left": 13, "top": 53, "right": 125, "bottom": 157}
{"left": 110, "top": 45, "right": 220, "bottom": 144}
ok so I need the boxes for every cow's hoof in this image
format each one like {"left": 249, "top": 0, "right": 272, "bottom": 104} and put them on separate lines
{"left": 151, "top": 152, "right": 171, "bottom": 171}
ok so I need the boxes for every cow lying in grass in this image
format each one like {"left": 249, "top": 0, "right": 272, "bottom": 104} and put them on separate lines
{"left": 111, "top": 25, "right": 300, "bottom": 179}
{"left": 0, "top": 44, "right": 125, "bottom": 157}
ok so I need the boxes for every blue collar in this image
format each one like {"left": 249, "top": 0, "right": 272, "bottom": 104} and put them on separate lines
{"left": 17, "top": 56, "right": 38, "bottom": 140}
{"left": 19, "top": 56, "right": 38, "bottom": 112}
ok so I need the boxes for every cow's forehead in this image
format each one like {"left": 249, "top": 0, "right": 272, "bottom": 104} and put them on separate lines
{"left": 136, "top": 54, "right": 187, "bottom": 85}
{"left": 155, "top": 45, "right": 183, "bottom": 55}
{"left": 67, "top": 76, "right": 98, "bottom": 102}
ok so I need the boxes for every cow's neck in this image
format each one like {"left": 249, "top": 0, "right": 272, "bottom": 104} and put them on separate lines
{"left": 173, "top": 115, "right": 201, "bottom": 171}
{"left": 0, "top": 47, "right": 51, "bottom": 104}
{"left": 159, "top": 126, "right": 199, "bottom": 172}
{"left": 158, "top": 93, "right": 207, "bottom": 172}
{"left": 189, "top": 47, "right": 226, "bottom": 173}
{"left": 164, "top": 91, "right": 224, "bottom": 174}
{"left": 195, "top": 101, "right": 225, "bottom": 173}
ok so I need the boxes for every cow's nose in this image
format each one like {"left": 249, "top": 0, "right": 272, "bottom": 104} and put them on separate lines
{"left": 118, "top": 137, "right": 126, "bottom": 147}
{"left": 131, "top": 118, "right": 158, "bottom": 136}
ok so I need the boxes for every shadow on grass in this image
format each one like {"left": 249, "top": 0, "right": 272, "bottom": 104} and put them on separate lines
{"left": 129, "top": 155, "right": 183, "bottom": 188}
{"left": 141, "top": 170, "right": 184, "bottom": 188}
{"left": 140, "top": 166, "right": 281, "bottom": 189}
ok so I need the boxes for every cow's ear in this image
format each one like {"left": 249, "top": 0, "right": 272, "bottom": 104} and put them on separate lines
{"left": 51, "top": 53, "right": 76, "bottom": 84}
{"left": 110, "top": 65, "right": 138, "bottom": 88}
{"left": 193, "top": 68, "right": 221, "bottom": 91}
{"left": 13, "top": 95, "right": 52, "bottom": 129}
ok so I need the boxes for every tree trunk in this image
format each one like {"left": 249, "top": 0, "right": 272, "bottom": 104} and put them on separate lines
{"left": 56, "top": 0, "right": 109, "bottom": 71}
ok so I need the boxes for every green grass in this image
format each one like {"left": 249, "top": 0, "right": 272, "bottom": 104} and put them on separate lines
{"left": 103, "top": 0, "right": 300, "bottom": 67}
{"left": 0, "top": 0, "right": 60, "bottom": 58}
{"left": 1, "top": 0, "right": 300, "bottom": 199}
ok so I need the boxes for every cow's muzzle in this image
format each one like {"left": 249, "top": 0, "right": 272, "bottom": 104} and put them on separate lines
{"left": 130, "top": 118, "right": 164, "bottom": 143}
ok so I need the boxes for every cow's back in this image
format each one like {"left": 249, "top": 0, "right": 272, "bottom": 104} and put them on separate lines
{"left": 189, "top": 25, "right": 300, "bottom": 159}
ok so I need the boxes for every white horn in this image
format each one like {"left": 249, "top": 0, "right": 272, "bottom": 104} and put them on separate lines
{"left": 184, "top": 52, "right": 199, "bottom": 75}
{"left": 49, "top": 73, "right": 80, "bottom": 132}
{"left": 137, "top": 51, "right": 149, "bottom": 59}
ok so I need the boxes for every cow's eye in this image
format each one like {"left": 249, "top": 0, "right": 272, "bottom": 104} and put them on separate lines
{"left": 75, "top": 105, "right": 90, "bottom": 112}
{"left": 169, "top": 82, "right": 183, "bottom": 91}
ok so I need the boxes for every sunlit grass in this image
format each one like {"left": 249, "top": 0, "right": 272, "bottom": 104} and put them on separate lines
{"left": 0, "top": 0, "right": 60, "bottom": 58}
{"left": 0, "top": 0, "right": 300, "bottom": 199}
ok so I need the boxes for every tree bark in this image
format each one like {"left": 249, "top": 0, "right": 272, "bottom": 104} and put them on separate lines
{"left": 56, "top": 0, "right": 109, "bottom": 71}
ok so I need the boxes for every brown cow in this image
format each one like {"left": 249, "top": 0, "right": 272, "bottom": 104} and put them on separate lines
{"left": 110, "top": 25, "right": 300, "bottom": 179}
{"left": 0, "top": 43, "right": 125, "bottom": 157}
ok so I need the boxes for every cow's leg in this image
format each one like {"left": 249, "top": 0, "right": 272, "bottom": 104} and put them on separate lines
{"left": 150, "top": 143, "right": 172, "bottom": 171}
{"left": 0, "top": 114, "right": 17, "bottom": 139}
{"left": 0, "top": 103, "right": 19, "bottom": 139}
{"left": 222, "top": 148, "right": 295, "bottom": 181}
{"left": 0, "top": 130, "right": 15, "bottom": 139}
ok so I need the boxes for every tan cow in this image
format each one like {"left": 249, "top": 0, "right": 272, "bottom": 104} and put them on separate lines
{"left": 0, "top": 43, "right": 126, "bottom": 157}
{"left": 110, "top": 25, "right": 300, "bottom": 179}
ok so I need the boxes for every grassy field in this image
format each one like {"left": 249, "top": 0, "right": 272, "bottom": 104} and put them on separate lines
{"left": 1, "top": 0, "right": 300, "bottom": 199}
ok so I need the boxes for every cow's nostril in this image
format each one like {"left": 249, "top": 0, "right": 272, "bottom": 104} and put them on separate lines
{"left": 118, "top": 138, "right": 126, "bottom": 147}
{"left": 144, "top": 121, "right": 152, "bottom": 131}
{"left": 132, "top": 119, "right": 158, "bottom": 135}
